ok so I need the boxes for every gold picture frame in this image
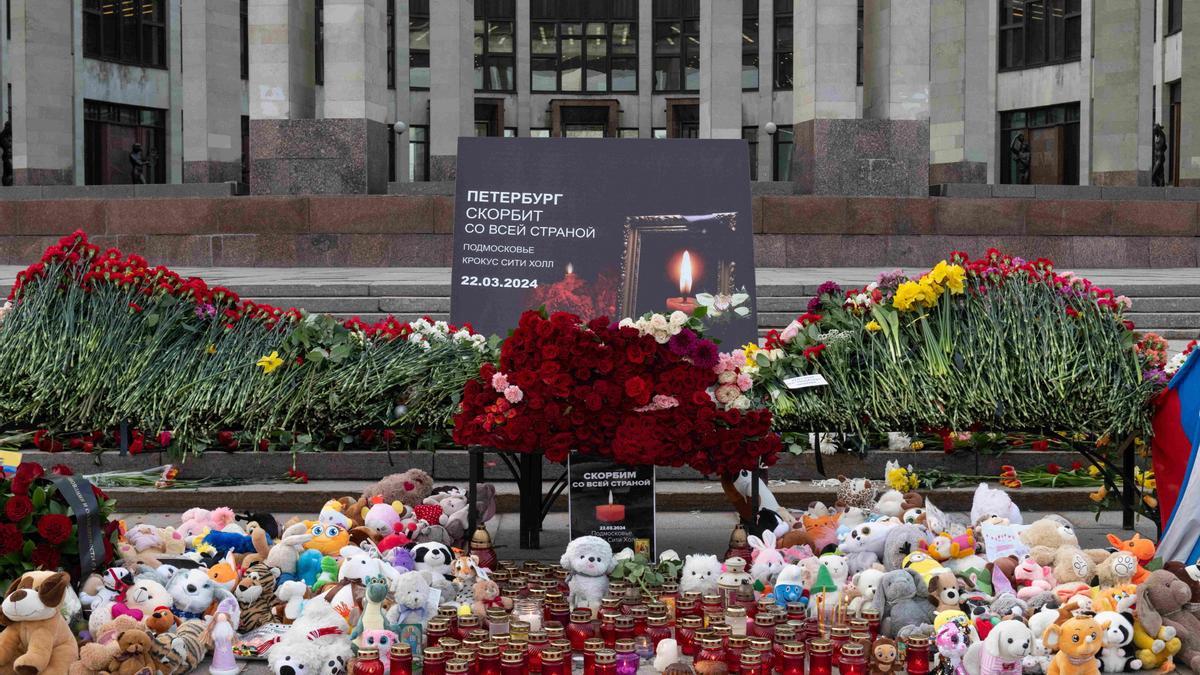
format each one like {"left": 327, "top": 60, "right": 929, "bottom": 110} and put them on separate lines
{"left": 619, "top": 212, "right": 737, "bottom": 319}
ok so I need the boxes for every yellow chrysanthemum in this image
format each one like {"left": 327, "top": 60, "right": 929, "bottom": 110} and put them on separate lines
{"left": 256, "top": 351, "right": 284, "bottom": 374}
{"left": 865, "top": 320, "right": 882, "bottom": 332}
{"left": 206, "top": 344, "right": 216, "bottom": 355}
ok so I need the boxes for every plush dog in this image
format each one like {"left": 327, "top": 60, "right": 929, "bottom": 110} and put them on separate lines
{"left": 929, "top": 570, "right": 964, "bottom": 613}
{"left": 1043, "top": 613, "right": 1106, "bottom": 675}
{"left": 0, "top": 571, "right": 80, "bottom": 675}
{"left": 561, "top": 536, "right": 615, "bottom": 611}
{"left": 964, "top": 619, "right": 1032, "bottom": 675}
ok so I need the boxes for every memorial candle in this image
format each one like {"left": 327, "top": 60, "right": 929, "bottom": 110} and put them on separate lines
{"left": 665, "top": 250, "right": 699, "bottom": 313}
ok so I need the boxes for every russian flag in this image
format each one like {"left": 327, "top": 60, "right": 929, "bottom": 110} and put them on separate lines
{"left": 1154, "top": 350, "right": 1200, "bottom": 563}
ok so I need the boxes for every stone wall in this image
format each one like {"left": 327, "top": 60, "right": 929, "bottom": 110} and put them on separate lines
{"left": 0, "top": 194, "right": 1197, "bottom": 268}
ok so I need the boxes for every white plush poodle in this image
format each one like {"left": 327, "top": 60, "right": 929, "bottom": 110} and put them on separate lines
{"left": 560, "top": 536, "right": 615, "bottom": 611}
{"left": 679, "top": 554, "right": 722, "bottom": 595}
{"left": 964, "top": 619, "right": 1032, "bottom": 675}
{"left": 840, "top": 520, "right": 900, "bottom": 558}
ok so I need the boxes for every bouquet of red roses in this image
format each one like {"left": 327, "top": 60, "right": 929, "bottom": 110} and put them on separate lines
{"left": 453, "top": 309, "right": 780, "bottom": 476}
{"left": 0, "top": 462, "right": 119, "bottom": 587}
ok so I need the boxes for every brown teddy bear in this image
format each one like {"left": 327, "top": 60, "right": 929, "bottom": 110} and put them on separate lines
{"left": 69, "top": 614, "right": 145, "bottom": 675}
{"left": 0, "top": 571, "right": 79, "bottom": 675}
{"left": 105, "top": 629, "right": 157, "bottom": 675}
{"left": 361, "top": 468, "right": 434, "bottom": 507}
{"left": 471, "top": 579, "right": 512, "bottom": 618}
{"left": 1020, "top": 517, "right": 1108, "bottom": 585}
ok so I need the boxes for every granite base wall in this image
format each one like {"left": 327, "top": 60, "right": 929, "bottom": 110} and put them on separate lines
{"left": 0, "top": 193, "right": 1197, "bottom": 268}
{"left": 184, "top": 160, "right": 243, "bottom": 185}
{"left": 250, "top": 118, "right": 389, "bottom": 195}
{"left": 792, "top": 119, "right": 930, "bottom": 196}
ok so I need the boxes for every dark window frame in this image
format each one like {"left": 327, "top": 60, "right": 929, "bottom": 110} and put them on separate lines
{"left": 856, "top": 0, "right": 864, "bottom": 85}
{"left": 315, "top": 0, "right": 324, "bottom": 86}
{"left": 998, "top": 0, "right": 1082, "bottom": 72}
{"left": 1167, "top": 0, "right": 1182, "bottom": 36}
{"left": 653, "top": 0, "right": 700, "bottom": 93}
{"left": 240, "top": 0, "right": 249, "bottom": 80}
{"left": 743, "top": 126, "right": 758, "bottom": 180}
{"left": 999, "top": 101, "right": 1080, "bottom": 185}
{"left": 772, "top": 126, "right": 793, "bottom": 180}
{"left": 475, "top": 0, "right": 516, "bottom": 92}
{"left": 409, "top": 0, "right": 430, "bottom": 90}
{"left": 408, "top": 124, "right": 429, "bottom": 181}
{"left": 387, "top": 0, "right": 395, "bottom": 89}
{"left": 742, "top": 0, "right": 759, "bottom": 91}
{"left": 773, "top": 0, "right": 792, "bottom": 90}
{"left": 531, "top": 2, "right": 638, "bottom": 94}
{"left": 83, "top": 0, "right": 167, "bottom": 69}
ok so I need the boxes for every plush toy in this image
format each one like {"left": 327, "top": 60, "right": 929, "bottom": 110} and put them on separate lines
{"left": 937, "top": 621, "right": 969, "bottom": 675}
{"left": 883, "top": 524, "right": 928, "bottom": 571}
{"left": 732, "top": 469, "right": 795, "bottom": 527}
{"left": 929, "top": 570, "right": 964, "bottom": 613}
{"left": 1021, "top": 605, "right": 1060, "bottom": 675}
{"left": 351, "top": 577, "right": 391, "bottom": 647}
{"left": 991, "top": 592, "right": 1029, "bottom": 620}
{"left": 118, "top": 524, "right": 188, "bottom": 568}
{"left": 1136, "top": 569, "right": 1200, "bottom": 671}
{"left": 0, "top": 571, "right": 80, "bottom": 675}
{"left": 122, "top": 575, "right": 173, "bottom": 618}
{"left": 1094, "top": 610, "right": 1142, "bottom": 672}
{"left": 1021, "top": 518, "right": 1106, "bottom": 586}
{"left": 258, "top": 524, "right": 313, "bottom": 581}
{"left": 69, "top": 614, "right": 143, "bottom": 675}
{"left": 836, "top": 477, "right": 878, "bottom": 510}
{"left": 902, "top": 550, "right": 945, "bottom": 584}
{"left": 164, "top": 566, "right": 233, "bottom": 620}
{"left": 561, "top": 536, "right": 615, "bottom": 611}
{"left": 361, "top": 469, "right": 434, "bottom": 508}
{"left": 273, "top": 580, "right": 309, "bottom": 624}
{"left": 302, "top": 521, "right": 351, "bottom": 557}
{"left": 104, "top": 628, "right": 157, "bottom": 675}
{"left": 1043, "top": 613, "right": 1107, "bottom": 675}
{"left": 871, "top": 637, "right": 900, "bottom": 675}
{"left": 969, "top": 483, "right": 1022, "bottom": 526}
{"left": 386, "top": 570, "right": 436, "bottom": 628}
{"left": 1131, "top": 610, "right": 1181, "bottom": 671}
{"left": 874, "top": 490, "right": 906, "bottom": 519}
{"left": 680, "top": 554, "right": 722, "bottom": 595}
{"left": 842, "top": 520, "right": 900, "bottom": 560}
{"left": 267, "top": 596, "right": 352, "bottom": 675}
{"left": 876, "top": 568, "right": 934, "bottom": 638}
{"left": 964, "top": 619, "right": 1032, "bottom": 675}
{"left": 179, "top": 507, "right": 239, "bottom": 539}
{"left": 746, "top": 530, "right": 786, "bottom": 586}
{"left": 848, "top": 568, "right": 885, "bottom": 616}
{"left": 144, "top": 606, "right": 177, "bottom": 635}
{"left": 361, "top": 498, "right": 406, "bottom": 538}
{"left": 1013, "top": 558, "right": 1056, "bottom": 601}
{"left": 296, "top": 549, "right": 324, "bottom": 587}
{"left": 1095, "top": 551, "right": 1138, "bottom": 589}
{"left": 471, "top": 578, "right": 512, "bottom": 618}
{"left": 206, "top": 550, "right": 241, "bottom": 592}
{"left": 801, "top": 511, "right": 841, "bottom": 554}
{"left": 1107, "top": 534, "right": 1154, "bottom": 584}
{"left": 338, "top": 546, "right": 402, "bottom": 589}
{"left": 235, "top": 561, "right": 277, "bottom": 632}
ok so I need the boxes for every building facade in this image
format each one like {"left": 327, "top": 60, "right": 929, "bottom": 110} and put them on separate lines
{"left": 0, "top": 0, "right": 1192, "bottom": 193}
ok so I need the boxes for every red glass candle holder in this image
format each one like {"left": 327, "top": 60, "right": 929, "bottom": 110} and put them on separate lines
{"left": 725, "top": 635, "right": 748, "bottom": 672}
{"left": 904, "top": 636, "right": 932, "bottom": 675}
{"left": 809, "top": 639, "right": 833, "bottom": 675}
{"left": 647, "top": 614, "right": 672, "bottom": 649}
{"left": 593, "top": 648, "right": 617, "bottom": 675}
{"left": 740, "top": 650, "right": 763, "bottom": 675}
{"left": 840, "top": 642, "right": 868, "bottom": 675}
{"left": 780, "top": 641, "right": 806, "bottom": 675}
{"left": 353, "top": 650, "right": 385, "bottom": 675}
{"left": 830, "top": 625, "right": 851, "bottom": 669}
{"left": 567, "top": 609, "right": 596, "bottom": 652}
{"left": 540, "top": 648, "right": 568, "bottom": 675}
{"left": 387, "top": 643, "right": 414, "bottom": 675}
{"left": 499, "top": 650, "right": 525, "bottom": 675}
{"left": 677, "top": 616, "right": 703, "bottom": 657}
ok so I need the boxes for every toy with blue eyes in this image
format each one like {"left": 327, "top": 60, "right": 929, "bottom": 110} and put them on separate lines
{"left": 302, "top": 520, "right": 351, "bottom": 556}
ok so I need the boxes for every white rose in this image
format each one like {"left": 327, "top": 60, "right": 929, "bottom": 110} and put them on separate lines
{"left": 649, "top": 314, "right": 668, "bottom": 331}
{"left": 669, "top": 311, "right": 688, "bottom": 326}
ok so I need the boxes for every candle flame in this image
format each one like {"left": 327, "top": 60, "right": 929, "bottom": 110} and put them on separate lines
{"left": 679, "top": 251, "right": 693, "bottom": 295}
{"left": 566, "top": 262, "right": 574, "bottom": 275}
{"left": 608, "top": 490, "right": 613, "bottom": 505}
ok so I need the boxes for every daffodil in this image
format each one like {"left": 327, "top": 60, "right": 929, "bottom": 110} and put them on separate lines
{"left": 743, "top": 342, "right": 760, "bottom": 367}
{"left": 206, "top": 344, "right": 216, "bottom": 355}
{"left": 865, "top": 320, "right": 882, "bottom": 332}
{"left": 256, "top": 351, "right": 284, "bottom": 374}
{"left": 893, "top": 281, "right": 923, "bottom": 311}
{"left": 1087, "top": 464, "right": 1101, "bottom": 477}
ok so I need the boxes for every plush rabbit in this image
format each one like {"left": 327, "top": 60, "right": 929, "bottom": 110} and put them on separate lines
{"left": 748, "top": 531, "right": 786, "bottom": 586}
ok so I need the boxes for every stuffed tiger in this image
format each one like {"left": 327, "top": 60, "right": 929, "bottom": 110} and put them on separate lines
{"left": 236, "top": 561, "right": 278, "bottom": 632}
{"left": 151, "top": 618, "right": 209, "bottom": 675}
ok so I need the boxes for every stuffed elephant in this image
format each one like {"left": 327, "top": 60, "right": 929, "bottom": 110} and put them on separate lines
{"left": 876, "top": 568, "right": 934, "bottom": 638}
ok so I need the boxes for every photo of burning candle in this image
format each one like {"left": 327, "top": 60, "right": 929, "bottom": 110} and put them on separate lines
{"left": 665, "top": 250, "right": 699, "bottom": 314}
{"left": 595, "top": 489, "right": 626, "bottom": 523}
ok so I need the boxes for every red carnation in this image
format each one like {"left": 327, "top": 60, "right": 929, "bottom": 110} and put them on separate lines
{"left": 5, "top": 495, "right": 32, "bottom": 522}
{"left": 1046, "top": 463, "right": 1060, "bottom": 475}
{"left": 37, "top": 514, "right": 73, "bottom": 545}
{"left": 30, "top": 544, "right": 60, "bottom": 570}
{"left": 0, "top": 524, "right": 21, "bottom": 554}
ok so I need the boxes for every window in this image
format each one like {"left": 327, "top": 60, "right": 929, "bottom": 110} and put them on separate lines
{"left": 653, "top": 0, "right": 699, "bottom": 92}
{"left": 856, "top": 0, "right": 863, "bottom": 85}
{"left": 387, "top": 0, "right": 395, "bottom": 89}
{"left": 474, "top": 100, "right": 504, "bottom": 137}
{"left": 83, "top": 0, "right": 167, "bottom": 68}
{"left": 743, "top": 126, "right": 758, "bottom": 180}
{"left": 388, "top": 125, "right": 396, "bottom": 182}
{"left": 315, "top": 0, "right": 324, "bottom": 85}
{"left": 408, "top": 125, "right": 428, "bottom": 181}
{"left": 530, "top": 128, "right": 551, "bottom": 138}
{"left": 653, "top": 128, "right": 667, "bottom": 139}
{"left": 1000, "top": 102, "right": 1080, "bottom": 185}
{"left": 773, "top": 0, "right": 792, "bottom": 89}
{"left": 619, "top": 128, "right": 639, "bottom": 138}
{"left": 241, "top": 115, "right": 250, "bottom": 187}
{"left": 667, "top": 100, "right": 699, "bottom": 138}
{"left": 773, "top": 127, "right": 793, "bottom": 180}
{"left": 84, "top": 100, "right": 166, "bottom": 185}
{"left": 475, "top": 0, "right": 515, "bottom": 91}
{"left": 410, "top": 0, "right": 430, "bottom": 89}
{"left": 1167, "top": 0, "right": 1182, "bottom": 36}
{"left": 998, "top": 0, "right": 1081, "bottom": 71}
{"left": 240, "top": 0, "right": 248, "bottom": 80}
{"left": 1170, "top": 81, "right": 1181, "bottom": 186}
{"left": 531, "top": 0, "right": 637, "bottom": 93}
{"left": 743, "top": 1, "right": 759, "bottom": 90}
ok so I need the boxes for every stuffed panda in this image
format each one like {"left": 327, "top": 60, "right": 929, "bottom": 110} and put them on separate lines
{"left": 410, "top": 542, "right": 454, "bottom": 582}
{"left": 1094, "top": 610, "right": 1143, "bottom": 673}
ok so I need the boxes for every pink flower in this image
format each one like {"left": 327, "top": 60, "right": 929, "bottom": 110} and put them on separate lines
{"left": 715, "top": 384, "right": 741, "bottom": 404}
{"left": 736, "top": 373, "right": 753, "bottom": 391}
{"left": 779, "top": 320, "right": 801, "bottom": 343}
{"left": 503, "top": 385, "right": 524, "bottom": 403}
{"left": 491, "top": 372, "right": 510, "bottom": 392}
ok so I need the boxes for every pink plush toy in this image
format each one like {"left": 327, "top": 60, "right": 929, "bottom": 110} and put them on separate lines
{"left": 178, "top": 507, "right": 237, "bottom": 539}
{"left": 1013, "top": 557, "right": 1056, "bottom": 601}
{"left": 361, "top": 498, "right": 405, "bottom": 538}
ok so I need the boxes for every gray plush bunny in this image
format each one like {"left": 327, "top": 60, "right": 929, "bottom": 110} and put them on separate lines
{"left": 876, "top": 568, "right": 935, "bottom": 638}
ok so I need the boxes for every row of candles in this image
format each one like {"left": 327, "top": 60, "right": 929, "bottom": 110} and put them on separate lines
{"left": 349, "top": 558, "right": 933, "bottom": 675}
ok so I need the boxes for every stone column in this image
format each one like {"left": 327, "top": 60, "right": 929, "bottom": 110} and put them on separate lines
{"left": 9, "top": 0, "right": 74, "bottom": 185}
{"left": 1090, "top": 0, "right": 1150, "bottom": 185}
{"left": 248, "top": 0, "right": 315, "bottom": 193}
{"left": 428, "top": 0, "right": 473, "bottom": 181}
{"left": 699, "top": 0, "right": 741, "bottom": 138}
{"left": 928, "top": 0, "right": 989, "bottom": 184}
{"left": 183, "top": 0, "right": 244, "bottom": 184}
{"left": 1180, "top": 3, "right": 1200, "bottom": 186}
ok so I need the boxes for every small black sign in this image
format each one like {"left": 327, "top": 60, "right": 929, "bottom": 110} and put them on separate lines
{"left": 568, "top": 454, "right": 655, "bottom": 555}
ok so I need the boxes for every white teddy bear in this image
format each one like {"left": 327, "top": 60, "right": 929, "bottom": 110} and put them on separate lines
{"left": 560, "top": 536, "right": 615, "bottom": 611}
{"left": 680, "top": 554, "right": 722, "bottom": 595}
{"left": 847, "top": 568, "right": 885, "bottom": 615}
